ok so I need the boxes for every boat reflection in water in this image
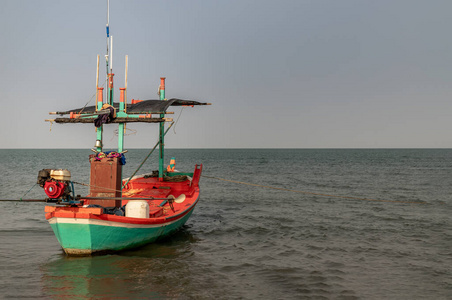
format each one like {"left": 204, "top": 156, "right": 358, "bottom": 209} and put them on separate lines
{"left": 40, "top": 228, "right": 198, "bottom": 298}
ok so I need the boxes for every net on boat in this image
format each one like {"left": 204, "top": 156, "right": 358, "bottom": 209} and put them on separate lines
{"left": 56, "top": 99, "right": 209, "bottom": 115}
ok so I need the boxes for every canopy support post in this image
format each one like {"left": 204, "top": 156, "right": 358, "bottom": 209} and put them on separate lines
{"left": 96, "top": 87, "right": 104, "bottom": 152}
{"left": 118, "top": 88, "right": 126, "bottom": 152}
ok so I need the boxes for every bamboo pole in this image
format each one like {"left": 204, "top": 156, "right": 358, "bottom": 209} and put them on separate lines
{"left": 96, "top": 55, "right": 100, "bottom": 111}
{"left": 124, "top": 55, "right": 128, "bottom": 134}
{"left": 125, "top": 55, "right": 128, "bottom": 112}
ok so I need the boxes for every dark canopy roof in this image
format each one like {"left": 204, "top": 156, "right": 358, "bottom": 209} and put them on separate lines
{"left": 58, "top": 99, "right": 209, "bottom": 115}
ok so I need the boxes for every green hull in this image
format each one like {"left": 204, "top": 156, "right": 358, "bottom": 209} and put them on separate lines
{"left": 49, "top": 209, "right": 194, "bottom": 255}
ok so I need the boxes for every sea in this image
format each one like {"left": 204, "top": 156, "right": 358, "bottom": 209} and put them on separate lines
{"left": 0, "top": 148, "right": 450, "bottom": 299}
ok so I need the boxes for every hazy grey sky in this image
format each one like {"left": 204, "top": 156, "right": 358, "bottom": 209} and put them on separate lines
{"left": 1, "top": 0, "right": 451, "bottom": 148}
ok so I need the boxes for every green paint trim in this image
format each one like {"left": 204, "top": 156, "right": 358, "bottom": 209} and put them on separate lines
{"left": 96, "top": 127, "right": 103, "bottom": 152}
{"left": 118, "top": 123, "right": 124, "bottom": 152}
{"left": 165, "top": 172, "right": 194, "bottom": 177}
{"left": 116, "top": 111, "right": 128, "bottom": 118}
{"left": 109, "top": 87, "right": 114, "bottom": 106}
{"left": 49, "top": 209, "right": 195, "bottom": 253}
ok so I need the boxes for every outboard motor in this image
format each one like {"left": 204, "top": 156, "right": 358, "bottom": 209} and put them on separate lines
{"left": 37, "top": 169, "right": 74, "bottom": 202}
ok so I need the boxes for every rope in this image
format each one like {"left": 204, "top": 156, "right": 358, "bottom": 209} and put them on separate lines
{"left": 78, "top": 79, "right": 107, "bottom": 114}
{"left": 121, "top": 122, "right": 175, "bottom": 189}
{"left": 173, "top": 106, "right": 184, "bottom": 134}
{"left": 114, "top": 127, "right": 137, "bottom": 136}
{"left": 72, "top": 181, "right": 122, "bottom": 193}
{"left": 20, "top": 183, "right": 38, "bottom": 201}
{"left": 201, "top": 175, "right": 427, "bottom": 205}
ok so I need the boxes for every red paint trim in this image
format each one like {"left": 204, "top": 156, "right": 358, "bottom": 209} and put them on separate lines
{"left": 46, "top": 190, "right": 199, "bottom": 225}
{"left": 45, "top": 206, "right": 103, "bottom": 215}
{"left": 108, "top": 73, "right": 115, "bottom": 89}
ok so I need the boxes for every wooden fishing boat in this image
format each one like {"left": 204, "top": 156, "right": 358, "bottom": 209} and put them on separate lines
{"left": 43, "top": 166, "right": 203, "bottom": 255}
{"left": 39, "top": 2, "right": 209, "bottom": 255}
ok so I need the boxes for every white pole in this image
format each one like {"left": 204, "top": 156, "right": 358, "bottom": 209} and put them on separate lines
{"left": 96, "top": 54, "right": 100, "bottom": 110}
{"left": 110, "top": 36, "right": 113, "bottom": 71}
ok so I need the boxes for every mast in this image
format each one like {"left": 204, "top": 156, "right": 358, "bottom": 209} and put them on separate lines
{"left": 95, "top": 0, "right": 114, "bottom": 152}
{"left": 158, "top": 77, "right": 166, "bottom": 181}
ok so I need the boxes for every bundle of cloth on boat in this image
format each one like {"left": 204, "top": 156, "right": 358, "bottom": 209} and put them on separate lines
{"left": 94, "top": 151, "right": 126, "bottom": 165}
{"left": 94, "top": 104, "right": 116, "bottom": 127}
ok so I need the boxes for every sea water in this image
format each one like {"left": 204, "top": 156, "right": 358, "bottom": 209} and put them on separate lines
{"left": 0, "top": 149, "right": 450, "bottom": 299}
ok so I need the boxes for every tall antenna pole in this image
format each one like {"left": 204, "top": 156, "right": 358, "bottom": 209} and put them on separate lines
{"left": 105, "top": 0, "right": 110, "bottom": 104}
{"left": 108, "top": 36, "right": 114, "bottom": 105}
{"left": 110, "top": 36, "right": 113, "bottom": 72}
{"left": 105, "top": 0, "right": 114, "bottom": 105}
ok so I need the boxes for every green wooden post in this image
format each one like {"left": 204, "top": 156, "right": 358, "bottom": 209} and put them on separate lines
{"left": 158, "top": 77, "right": 166, "bottom": 181}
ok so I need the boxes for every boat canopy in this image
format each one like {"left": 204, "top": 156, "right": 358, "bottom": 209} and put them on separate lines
{"left": 55, "top": 99, "right": 209, "bottom": 115}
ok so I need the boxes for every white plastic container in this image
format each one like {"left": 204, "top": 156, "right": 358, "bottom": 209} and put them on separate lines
{"left": 50, "top": 169, "right": 71, "bottom": 181}
{"left": 125, "top": 200, "right": 149, "bottom": 218}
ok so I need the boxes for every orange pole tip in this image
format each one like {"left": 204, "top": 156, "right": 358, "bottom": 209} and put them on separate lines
{"left": 97, "top": 87, "right": 104, "bottom": 103}
{"left": 119, "top": 88, "right": 126, "bottom": 102}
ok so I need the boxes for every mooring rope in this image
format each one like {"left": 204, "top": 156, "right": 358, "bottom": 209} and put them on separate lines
{"left": 201, "top": 175, "right": 427, "bottom": 205}
{"left": 19, "top": 176, "right": 426, "bottom": 205}
{"left": 122, "top": 122, "right": 174, "bottom": 189}
{"left": 20, "top": 183, "right": 38, "bottom": 200}
{"left": 72, "top": 181, "right": 122, "bottom": 194}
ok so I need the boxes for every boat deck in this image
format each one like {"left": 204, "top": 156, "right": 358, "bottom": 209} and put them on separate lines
{"left": 46, "top": 166, "right": 202, "bottom": 221}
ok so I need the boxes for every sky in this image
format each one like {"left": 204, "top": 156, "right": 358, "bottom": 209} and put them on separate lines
{"left": 1, "top": 0, "right": 451, "bottom": 149}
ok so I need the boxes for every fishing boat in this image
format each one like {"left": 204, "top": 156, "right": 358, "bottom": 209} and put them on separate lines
{"left": 39, "top": 2, "right": 209, "bottom": 255}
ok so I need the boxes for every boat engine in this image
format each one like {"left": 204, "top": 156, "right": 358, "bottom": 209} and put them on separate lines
{"left": 37, "top": 169, "right": 74, "bottom": 202}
